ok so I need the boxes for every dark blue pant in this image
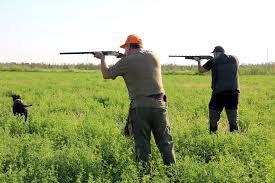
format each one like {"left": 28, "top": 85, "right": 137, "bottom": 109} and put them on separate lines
{"left": 209, "top": 92, "right": 239, "bottom": 133}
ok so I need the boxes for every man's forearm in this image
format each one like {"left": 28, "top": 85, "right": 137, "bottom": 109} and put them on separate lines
{"left": 197, "top": 61, "right": 203, "bottom": 73}
{"left": 101, "top": 58, "right": 110, "bottom": 79}
{"left": 197, "top": 61, "right": 207, "bottom": 73}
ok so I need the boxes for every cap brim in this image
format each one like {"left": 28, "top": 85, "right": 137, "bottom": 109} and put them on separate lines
{"left": 120, "top": 44, "right": 126, "bottom": 48}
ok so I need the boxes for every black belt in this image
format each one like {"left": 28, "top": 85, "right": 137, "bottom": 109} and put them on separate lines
{"left": 147, "top": 93, "right": 166, "bottom": 102}
{"left": 215, "top": 90, "right": 240, "bottom": 95}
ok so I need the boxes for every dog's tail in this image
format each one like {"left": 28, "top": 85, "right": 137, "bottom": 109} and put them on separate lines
{"left": 24, "top": 104, "right": 33, "bottom": 107}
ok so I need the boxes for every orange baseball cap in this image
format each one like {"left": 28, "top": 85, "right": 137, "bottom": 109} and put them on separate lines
{"left": 120, "top": 34, "right": 143, "bottom": 48}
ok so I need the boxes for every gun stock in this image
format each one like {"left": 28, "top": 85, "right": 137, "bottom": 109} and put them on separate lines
{"left": 60, "top": 51, "right": 124, "bottom": 58}
{"left": 169, "top": 55, "right": 213, "bottom": 60}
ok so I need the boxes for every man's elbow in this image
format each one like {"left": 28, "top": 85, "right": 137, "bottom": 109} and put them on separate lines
{"left": 198, "top": 67, "right": 207, "bottom": 74}
{"left": 101, "top": 69, "right": 111, "bottom": 79}
{"left": 102, "top": 72, "right": 111, "bottom": 79}
{"left": 103, "top": 75, "right": 110, "bottom": 79}
{"left": 198, "top": 68, "right": 204, "bottom": 74}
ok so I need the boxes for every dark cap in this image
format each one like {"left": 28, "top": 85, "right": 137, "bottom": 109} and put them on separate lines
{"left": 211, "top": 46, "right": 225, "bottom": 53}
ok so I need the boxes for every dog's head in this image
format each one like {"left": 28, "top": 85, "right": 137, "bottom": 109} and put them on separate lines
{"left": 11, "top": 94, "right": 21, "bottom": 102}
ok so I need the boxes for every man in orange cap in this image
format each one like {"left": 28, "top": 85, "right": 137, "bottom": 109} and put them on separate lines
{"left": 94, "top": 34, "right": 176, "bottom": 165}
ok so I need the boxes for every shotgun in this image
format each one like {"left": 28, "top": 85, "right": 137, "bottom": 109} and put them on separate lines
{"left": 60, "top": 51, "right": 124, "bottom": 58}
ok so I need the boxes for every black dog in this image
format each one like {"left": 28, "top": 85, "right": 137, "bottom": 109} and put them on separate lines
{"left": 11, "top": 95, "right": 32, "bottom": 122}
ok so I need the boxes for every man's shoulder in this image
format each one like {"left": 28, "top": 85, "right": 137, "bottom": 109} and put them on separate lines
{"left": 130, "top": 50, "right": 155, "bottom": 56}
{"left": 227, "top": 54, "right": 237, "bottom": 59}
{"left": 128, "top": 50, "right": 159, "bottom": 60}
{"left": 213, "top": 54, "right": 235, "bottom": 63}
{"left": 142, "top": 50, "right": 159, "bottom": 59}
{"left": 228, "top": 55, "right": 239, "bottom": 65}
{"left": 141, "top": 49, "right": 153, "bottom": 54}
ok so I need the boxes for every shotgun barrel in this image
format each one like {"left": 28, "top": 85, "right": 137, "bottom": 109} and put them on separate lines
{"left": 169, "top": 55, "right": 213, "bottom": 60}
{"left": 60, "top": 51, "right": 124, "bottom": 58}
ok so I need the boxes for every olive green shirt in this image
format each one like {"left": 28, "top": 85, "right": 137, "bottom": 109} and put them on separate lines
{"left": 108, "top": 50, "right": 166, "bottom": 108}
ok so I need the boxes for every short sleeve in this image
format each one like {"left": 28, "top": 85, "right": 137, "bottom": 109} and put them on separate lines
{"left": 203, "top": 59, "right": 213, "bottom": 71}
{"left": 108, "top": 57, "right": 129, "bottom": 79}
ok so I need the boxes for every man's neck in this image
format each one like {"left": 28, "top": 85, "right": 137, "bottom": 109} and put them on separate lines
{"left": 128, "top": 48, "right": 142, "bottom": 55}
{"left": 214, "top": 52, "right": 224, "bottom": 58}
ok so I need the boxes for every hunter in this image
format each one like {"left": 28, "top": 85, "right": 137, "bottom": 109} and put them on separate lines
{"left": 195, "top": 46, "right": 240, "bottom": 133}
{"left": 94, "top": 34, "right": 176, "bottom": 165}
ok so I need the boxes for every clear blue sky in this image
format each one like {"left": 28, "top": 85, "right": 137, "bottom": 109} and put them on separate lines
{"left": 0, "top": 0, "right": 274, "bottom": 64}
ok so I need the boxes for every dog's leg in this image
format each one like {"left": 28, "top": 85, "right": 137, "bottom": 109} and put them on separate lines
{"left": 13, "top": 106, "right": 17, "bottom": 115}
{"left": 24, "top": 112, "right": 28, "bottom": 122}
{"left": 24, "top": 105, "right": 31, "bottom": 122}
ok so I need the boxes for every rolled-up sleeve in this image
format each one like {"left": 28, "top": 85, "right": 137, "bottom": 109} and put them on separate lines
{"left": 108, "top": 57, "right": 129, "bottom": 79}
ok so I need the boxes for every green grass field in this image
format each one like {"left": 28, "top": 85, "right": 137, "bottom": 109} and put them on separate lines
{"left": 0, "top": 71, "right": 274, "bottom": 182}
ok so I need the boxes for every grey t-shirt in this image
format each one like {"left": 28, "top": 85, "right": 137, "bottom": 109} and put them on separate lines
{"left": 108, "top": 50, "right": 166, "bottom": 108}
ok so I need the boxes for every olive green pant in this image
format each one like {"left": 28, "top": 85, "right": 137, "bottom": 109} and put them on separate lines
{"left": 130, "top": 107, "right": 176, "bottom": 165}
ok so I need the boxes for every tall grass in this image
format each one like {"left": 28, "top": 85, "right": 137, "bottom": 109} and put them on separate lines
{"left": 0, "top": 71, "right": 274, "bottom": 182}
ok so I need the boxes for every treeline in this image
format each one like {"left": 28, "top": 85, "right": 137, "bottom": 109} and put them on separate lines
{"left": 0, "top": 62, "right": 99, "bottom": 72}
{"left": 0, "top": 62, "right": 274, "bottom": 75}
{"left": 162, "top": 63, "right": 275, "bottom": 75}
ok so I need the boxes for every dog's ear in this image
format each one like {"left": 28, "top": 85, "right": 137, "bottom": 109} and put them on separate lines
{"left": 11, "top": 95, "right": 16, "bottom": 100}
